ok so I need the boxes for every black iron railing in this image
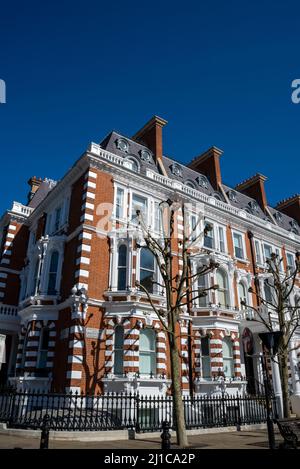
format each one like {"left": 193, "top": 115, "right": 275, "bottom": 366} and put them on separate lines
{"left": 0, "top": 388, "right": 276, "bottom": 432}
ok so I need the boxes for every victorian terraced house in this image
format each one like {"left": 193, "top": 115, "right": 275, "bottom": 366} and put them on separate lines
{"left": 0, "top": 116, "right": 300, "bottom": 414}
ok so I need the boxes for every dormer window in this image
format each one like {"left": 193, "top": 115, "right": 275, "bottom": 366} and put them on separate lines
{"left": 196, "top": 175, "right": 208, "bottom": 189}
{"left": 248, "top": 201, "right": 259, "bottom": 213}
{"left": 185, "top": 180, "right": 195, "bottom": 189}
{"left": 140, "top": 149, "right": 152, "bottom": 162}
{"left": 116, "top": 138, "right": 129, "bottom": 153}
{"left": 170, "top": 164, "right": 182, "bottom": 178}
{"left": 228, "top": 190, "right": 237, "bottom": 202}
{"left": 124, "top": 157, "right": 139, "bottom": 172}
{"left": 212, "top": 192, "right": 222, "bottom": 201}
{"left": 290, "top": 219, "right": 298, "bottom": 230}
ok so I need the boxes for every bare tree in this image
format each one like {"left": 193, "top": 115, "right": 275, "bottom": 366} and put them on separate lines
{"left": 135, "top": 199, "right": 218, "bottom": 448}
{"left": 241, "top": 252, "right": 300, "bottom": 417}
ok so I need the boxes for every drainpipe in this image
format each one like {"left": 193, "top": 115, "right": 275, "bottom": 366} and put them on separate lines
{"left": 247, "top": 231, "right": 260, "bottom": 306}
{"left": 186, "top": 257, "right": 194, "bottom": 399}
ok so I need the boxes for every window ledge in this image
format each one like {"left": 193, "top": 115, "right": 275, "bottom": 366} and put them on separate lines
{"left": 233, "top": 257, "right": 250, "bottom": 265}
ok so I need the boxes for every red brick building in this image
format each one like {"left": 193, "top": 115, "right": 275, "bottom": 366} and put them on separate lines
{"left": 0, "top": 116, "right": 299, "bottom": 412}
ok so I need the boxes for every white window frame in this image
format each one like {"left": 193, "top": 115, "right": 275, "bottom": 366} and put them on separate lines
{"left": 113, "top": 184, "right": 127, "bottom": 221}
{"left": 286, "top": 252, "right": 295, "bottom": 272}
{"left": 203, "top": 219, "right": 227, "bottom": 254}
{"left": 254, "top": 239, "right": 263, "bottom": 265}
{"left": 232, "top": 230, "right": 246, "bottom": 260}
{"left": 130, "top": 191, "right": 149, "bottom": 225}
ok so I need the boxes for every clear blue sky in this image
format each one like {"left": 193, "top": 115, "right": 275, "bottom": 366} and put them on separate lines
{"left": 0, "top": 0, "right": 299, "bottom": 214}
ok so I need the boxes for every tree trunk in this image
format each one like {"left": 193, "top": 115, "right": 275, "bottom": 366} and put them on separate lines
{"left": 278, "top": 351, "right": 291, "bottom": 418}
{"left": 169, "top": 334, "right": 188, "bottom": 448}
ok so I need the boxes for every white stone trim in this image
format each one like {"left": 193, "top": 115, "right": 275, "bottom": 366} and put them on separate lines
{"left": 75, "top": 269, "right": 89, "bottom": 278}
{"left": 68, "top": 355, "right": 83, "bottom": 364}
{"left": 66, "top": 370, "right": 82, "bottom": 379}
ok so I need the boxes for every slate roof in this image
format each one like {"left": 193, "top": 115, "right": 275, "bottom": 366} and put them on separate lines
{"left": 28, "top": 179, "right": 57, "bottom": 209}
{"left": 99, "top": 130, "right": 299, "bottom": 235}
{"left": 100, "top": 131, "right": 160, "bottom": 178}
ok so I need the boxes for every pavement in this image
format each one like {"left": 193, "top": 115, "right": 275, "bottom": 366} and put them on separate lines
{"left": 0, "top": 429, "right": 284, "bottom": 449}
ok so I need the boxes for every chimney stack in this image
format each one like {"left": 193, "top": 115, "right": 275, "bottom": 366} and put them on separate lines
{"left": 27, "top": 176, "right": 42, "bottom": 203}
{"left": 276, "top": 194, "right": 300, "bottom": 225}
{"left": 235, "top": 173, "right": 268, "bottom": 211}
{"left": 132, "top": 116, "right": 168, "bottom": 169}
{"left": 187, "top": 146, "right": 223, "bottom": 191}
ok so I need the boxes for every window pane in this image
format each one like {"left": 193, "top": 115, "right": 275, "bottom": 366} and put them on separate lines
{"left": 264, "top": 280, "right": 273, "bottom": 302}
{"left": 201, "top": 337, "right": 209, "bottom": 356}
{"left": 238, "top": 283, "right": 247, "bottom": 309}
{"left": 114, "top": 326, "right": 124, "bottom": 375}
{"left": 198, "top": 274, "right": 207, "bottom": 307}
{"left": 114, "top": 350, "right": 123, "bottom": 375}
{"left": 202, "top": 356, "right": 211, "bottom": 378}
{"left": 233, "top": 233, "right": 244, "bottom": 259}
{"left": 264, "top": 244, "right": 272, "bottom": 260}
{"left": 140, "top": 248, "right": 154, "bottom": 270}
{"left": 218, "top": 227, "right": 225, "bottom": 252}
{"left": 204, "top": 223, "right": 214, "bottom": 249}
{"left": 287, "top": 254, "right": 294, "bottom": 269}
{"left": 140, "top": 329, "right": 156, "bottom": 375}
{"left": 116, "top": 188, "right": 124, "bottom": 218}
{"left": 47, "top": 251, "right": 59, "bottom": 295}
{"left": 222, "top": 338, "right": 234, "bottom": 378}
{"left": 255, "top": 241, "right": 261, "bottom": 264}
{"left": 132, "top": 194, "right": 147, "bottom": 221}
{"left": 118, "top": 245, "right": 127, "bottom": 267}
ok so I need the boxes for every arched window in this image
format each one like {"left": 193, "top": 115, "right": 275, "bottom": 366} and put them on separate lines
{"left": 117, "top": 245, "right": 127, "bottom": 290}
{"left": 47, "top": 251, "right": 59, "bottom": 295}
{"left": 139, "top": 329, "right": 156, "bottom": 375}
{"left": 185, "top": 180, "right": 195, "bottom": 189}
{"left": 124, "top": 158, "right": 139, "bottom": 172}
{"left": 264, "top": 279, "right": 273, "bottom": 303}
{"left": 140, "top": 248, "right": 156, "bottom": 294}
{"left": 238, "top": 282, "right": 248, "bottom": 309}
{"left": 114, "top": 326, "right": 124, "bottom": 375}
{"left": 37, "top": 328, "right": 50, "bottom": 369}
{"left": 216, "top": 270, "right": 230, "bottom": 307}
{"left": 222, "top": 337, "right": 234, "bottom": 378}
{"left": 201, "top": 336, "right": 211, "bottom": 378}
